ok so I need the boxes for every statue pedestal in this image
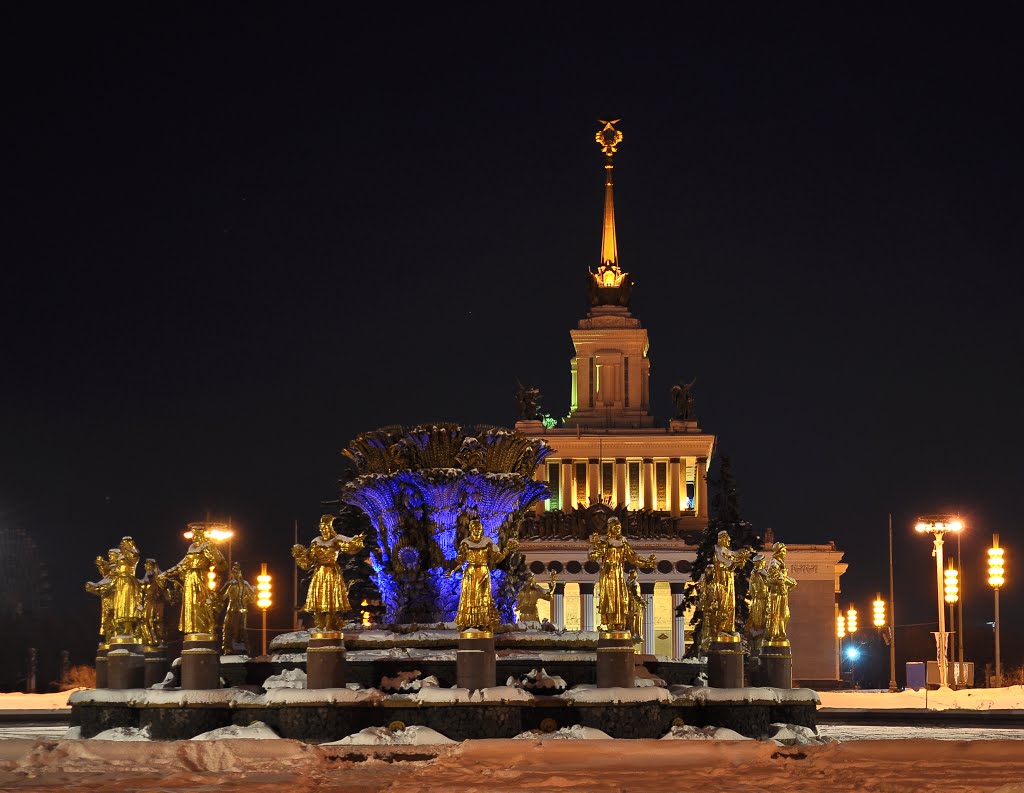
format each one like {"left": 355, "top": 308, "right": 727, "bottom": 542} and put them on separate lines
{"left": 95, "top": 643, "right": 109, "bottom": 689}
{"left": 144, "top": 646, "right": 170, "bottom": 688}
{"left": 457, "top": 630, "right": 495, "bottom": 690}
{"left": 107, "top": 636, "right": 144, "bottom": 689}
{"left": 307, "top": 631, "right": 346, "bottom": 689}
{"left": 181, "top": 633, "right": 220, "bottom": 690}
{"left": 707, "top": 636, "right": 745, "bottom": 689}
{"left": 669, "top": 419, "right": 699, "bottom": 433}
{"left": 596, "top": 630, "right": 634, "bottom": 688}
{"left": 760, "top": 640, "right": 793, "bottom": 689}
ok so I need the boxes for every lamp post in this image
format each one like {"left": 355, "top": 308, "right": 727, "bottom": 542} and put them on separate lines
{"left": 256, "top": 563, "right": 272, "bottom": 658}
{"left": 845, "top": 606, "right": 859, "bottom": 688}
{"left": 915, "top": 516, "right": 963, "bottom": 689}
{"left": 836, "top": 613, "right": 846, "bottom": 681}
{"left": 887, "top": 513, "right": 898, "bottom": 692}
{"left": 944, "top": 560, "right": 959, "bottom": 687}
{"left": 987, "top": 535, "right": 1004, "bottom": 687}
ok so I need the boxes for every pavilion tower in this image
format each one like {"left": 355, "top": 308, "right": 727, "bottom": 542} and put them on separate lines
{"left": 566, "top": 119, "right": 654, "bottom": 429}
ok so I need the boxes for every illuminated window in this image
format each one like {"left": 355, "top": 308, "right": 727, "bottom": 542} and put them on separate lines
{"left": 547, "top": 462, "right": 560, "bottom": 511}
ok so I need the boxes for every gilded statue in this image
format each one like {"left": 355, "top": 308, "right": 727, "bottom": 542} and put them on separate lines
{"left": 701, "top": 530, "right": 753, "bottom": 645}
{"left": 85, "top": 549, "right": 119, "bottom": 643}
{"left": 220, "top": 563, "right": 256, "bottom": 656}
{"left": 745, "top": 554, "right": 769, "bottom": 650}
{"left": 449, "top": 517, "right": 517, "bottom": 632}
{"left": 516, "top": 571, "right": 557, "bottom": 624}
{"left": 764, "top": 543, "right": 797, "bottom": 645}
{"left": 159, "top": 523, "right": 227, "bottom": 638}
{"left": 291, "top": 514, "right": 365, "bottom": 633}
{"left": 140, "top": 558, "right": 173, "bottom": 648}
{"left": 626, "top": 568, "right": 646, "bottom": 641}
{"left": 110, "top": 536, "right": 143, "bottom": 640}
{"left": 588, "top": 516, "right": 656, "bottom": 632}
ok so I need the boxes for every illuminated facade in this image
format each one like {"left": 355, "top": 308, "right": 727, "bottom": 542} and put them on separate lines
{"left": 515, "top": 121, "right": 847, "bottom": 684}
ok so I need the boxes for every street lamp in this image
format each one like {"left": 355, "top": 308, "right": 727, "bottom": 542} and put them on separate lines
{"left": 987, "top": 535, "right": 1005, "bottom": 687}
{"left": 256, "top": 563, "right": 272, "bottom": 657}
{"left": 944, "top": 560, "right": 960, "bottom": 687}
{"left": 873, "top": 595, "right": 886, "bottom": 627}
{"left": 915, "top": 515, "right": 963, "bottom": 689}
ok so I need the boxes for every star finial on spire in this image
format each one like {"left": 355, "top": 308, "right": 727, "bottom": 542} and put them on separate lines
{"left": 596, "top": 119, "right": 623, "bottom": 157}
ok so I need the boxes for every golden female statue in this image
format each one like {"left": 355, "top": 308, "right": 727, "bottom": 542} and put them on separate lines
{"left": 703, "top": 531, "right": 753, "bottom": 644}
{"left": 745, "top": 555, "right": 769, "bottom": 650}
{"left": 159, "top": 524, "right": 227, "bottom": 638}
{"left": 626, "top": 568, "right": 646, "bottom": 641}
{"left": 588, "top": 517, "right": 655, "bottom": 632}
{"left": 85, "top": 549, "right": 119, "bottom": 643}
{"left": 764, "top": 543, "right": 797, "bottom": 644}
{"left": 449, "top": 518, "right": 517, "bottom": 632}
{"left": 140, "top": 558, "right": 172, "bottom": 648}
{"left": 110, "top": 536, "right": 143, "bottom": 640}
{"left": 291, "top": 514, "right": 365, "bottom": 633}
{"left": 516, "top": 571, "right": 556, "bottom": 624}
{"left": 220, "top": 563, "right": 256, "bottom": 655}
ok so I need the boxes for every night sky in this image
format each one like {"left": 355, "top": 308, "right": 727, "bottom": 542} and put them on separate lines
{"left": 3, "top": 8, "right": 1021, "bottom": 677}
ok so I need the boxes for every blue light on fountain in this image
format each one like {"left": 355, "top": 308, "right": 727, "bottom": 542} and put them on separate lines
{"left": 342, "top": 424, "right": 552, "bottom": 625}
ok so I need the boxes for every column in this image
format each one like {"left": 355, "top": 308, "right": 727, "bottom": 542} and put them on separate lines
{"left": 615, "top": 458, "right": 626, "bottom": 508}
{"left": 641, "top": 582, "right": 656, "bottom": 655}
{"left": 561, "top": 460, "right": 573, "bottom": 512}
{"left": 643, "top": 458, "right": 655, "bottom": 510}
{"left": 669, "top": 457, "right": 681, "bottom": 517}
{"left": 588, "top": 459, "right": 600, "bottom": 505}
{"left": 671, "top": 583, "right": 686, "bottom": 659}
{"left": 696, "top": 457, "right": 708, "bottom": 520}
{"left": 552, "top": 581, "right": 565, "bottom": 630}
{"left": 580, "top": 582, "right": 595, "bottom": 632}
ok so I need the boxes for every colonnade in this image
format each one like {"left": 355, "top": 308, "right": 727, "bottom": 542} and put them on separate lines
{"left": 530, "top": 580, "right": 691, "bottom": 659}
{"left": 547, "top": 457, "right": 708, "bottom": 517}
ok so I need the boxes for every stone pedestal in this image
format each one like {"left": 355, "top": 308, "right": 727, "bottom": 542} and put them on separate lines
{"left": 107, "top": 636, "right": 145, "bottom": 689}
{"left": 94, "top": 643, "right": 109, "bottom": 689}
{"left": 760, "top": 640, "right": 793, "bottom": 689}
{"left": 456, "top": 630, "right": 496, "bottom": 691}
{"left": 307, "top": 631, "right": 346, "bottom": 689}
{"left": 181, "top": 633, "right": 220, "bottom": 690}
{"left": 596, "top": 630, "right": 634, "bottom": 688}
{"left": 707, "top": 636, "right": 745, "bottom": 689}
{"left": 144, "top": 646, "right": 171, "bottom": 688}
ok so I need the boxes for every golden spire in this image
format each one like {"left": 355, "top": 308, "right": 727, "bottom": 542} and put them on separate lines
{"left": 596, "top": 119, "right": 622, "bottom": 266}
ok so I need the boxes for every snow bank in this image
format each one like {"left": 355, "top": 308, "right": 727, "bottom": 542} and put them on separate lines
{"left": 323, "top": 725, "right": 455, "bottom": 745}
{"left": 262, "top": 668, "right": 306, "bottom": 689}
{"left": 61, "top": 726, "right": 82, "bottom": 739}
{"left": 670, "top": 685, "right": 820, "bottom": 705}
{"left": 768, "top": 723, "right": 832, "bottom": 746}
{"left": 192, "top": 721, "right": 280, "bottom": 740}
{"left": 817, "top": 685, "right": 1024, "bottom": 711}
{"left": 661, "top": 724, "right": 750, "bottom": 741}
{"left": 91, "top": 725, "right": 152, "bottom": 741}
{"left": 261, "top": 687, "right": 383, "bottom": 705}
{"left": 0, "top": 690, "right": 77, "bottom": 710}
{"left": 559, "top": 685, "right": 670, "bottom": 704}
{"left": 513, "top": 724, "right": 613, "bottom": 740}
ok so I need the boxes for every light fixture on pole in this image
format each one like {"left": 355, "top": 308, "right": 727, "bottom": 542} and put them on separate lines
{"left": 944, "top": 560, "right": 960, "bottom": 687}
{"left": 836, "top": 613, "right": 846, "bottom": 681}
{"left": 873, "top": 595, "right": 886, "bottom": 627}
{"left": 987, "top": 535, "right": 1004, "bottom": 687}
{"left": 256, "top": 563, "right": 272, "bottom": 657}
{"left": 887, "top": 513, "right": 898, "bottom": 692}
{"left": 915, "top": 515, "right": 963, "bottom": 689}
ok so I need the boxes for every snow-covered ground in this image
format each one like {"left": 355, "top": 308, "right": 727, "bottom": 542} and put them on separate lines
{"left": 2, "top": 735, "right": 1024, "bottom": 792}
{"left": 818, "top": 685, "right": 1024, "bottom": 711}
